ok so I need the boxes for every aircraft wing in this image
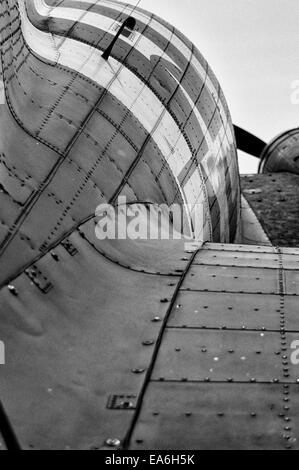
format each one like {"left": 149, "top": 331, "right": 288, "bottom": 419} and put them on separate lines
{"left": 1, "top": 237, "right": 299, "bottom": 449}
{"left": 1, "top": 0, "right": 299, "bottom": 451}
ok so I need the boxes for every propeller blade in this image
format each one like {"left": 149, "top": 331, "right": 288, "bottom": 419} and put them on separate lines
{"left": 234, "top": 125, "right": 267, "bottom": 158}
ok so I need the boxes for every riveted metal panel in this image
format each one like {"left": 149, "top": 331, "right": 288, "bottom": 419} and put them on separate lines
{"left": 73, "top": 110, "right": 139, "bottom": 176}
{"left": 0, "top": 230, "right": 179, "bottom": 449}
{"left": 151, "top": 329, "right": 299, "bottom": 383}
{"left": 129, "top": 382, "right": 297, "bottom": 450}
{"left": 0, "top": 95, "right": 60, "bottom": 184}
{"left": 167, "top": 291, "right": 285, "bottom": 330}
{"left": 21, "top": 0, "right": 240, "bottom": 244}
{"left": 281, "top": 248, "right": 299, "bottom": 256}
{"left": 203, "top": 243, "right": 277, "bottom": 254}
{"left": 125, "top": 160, "right": 172, "bottom": 205}
{"left": 285, "top": 271, "right": 299, "bottom": 296}
{"left": 0, "top": 0, "right": 241, "bottom": 285}
{"left": 194, "top": 250, "right": 280, "bottom": 269}
{"left": 169, "top": 291, "right": 299, "bottom": 332}
{"left": 259, "top": 128, "right": 299, "bottom": 175}
{"left": 97, "top": 93, "right": 149, "bottom": 150}
{"left": 80, "top": 217, "right": 191, "bottom": 276}
{"left": 183, "top": 265, "right": 278, "bottom": 294}
{"left": 284, "top": 297, "right": 299, "bottom": 331}
{"left": 0, "top": 159, "right": 104, "bottom": 284}
{"left": 0, "top": 158, "right": 34, "bottom": 205}
{"left": 126, "top": 244, "right": 299, "bottom": 449}
{"left": 282, "top": 254, "right": 299, "bottom": 270}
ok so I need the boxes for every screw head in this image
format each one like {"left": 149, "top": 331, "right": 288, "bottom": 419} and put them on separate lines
{"left": 51, "top": 252, "right": 59, "bottom": 261}
{"left": 105, "top": 438, "right": 121, "bottom": 448}
{"left": 8, "top": 285, "right": 18, "bottom": 296}
{"left": 131, "top": 368, "right": 146, "bottom": 374}
{"left": 142, "top": 340, "right": 154, "bottom": 346}
{"left": 152, "top": 316, "right": 161, "bottom": 323}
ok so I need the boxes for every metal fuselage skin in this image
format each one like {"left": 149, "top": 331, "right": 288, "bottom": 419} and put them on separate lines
{"left": 6, "top": 1, "right": 293, "bottom": 452}
{"left": 259, "top": 128, "right": 299, "bottom": 175}
{"left": 0, "top": 0, "right": 240, "bottom": 286}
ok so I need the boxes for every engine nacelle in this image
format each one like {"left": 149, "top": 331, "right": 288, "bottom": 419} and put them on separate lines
{"left": 259, "top": 128, "right": 299, "bottom": 174}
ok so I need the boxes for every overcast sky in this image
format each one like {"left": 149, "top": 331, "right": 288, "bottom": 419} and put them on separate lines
{"left": 138, "top": 0, "right": 299, "bottom": 173}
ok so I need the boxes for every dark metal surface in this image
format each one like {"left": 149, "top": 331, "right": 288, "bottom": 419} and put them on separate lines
{"left": 0, "top": 0, "right": 240, "bottom": 291}
{"left": 285, "top": 271, "right": 299, "bottom": 296}
{"left": 0, "top": 0, "right": 298, "bottom": 451}
{"left": 127, "top": 245, "right": 299, "bottom": 450}
{"left": 234, "top": 125, "right": 267, "bottom": 158}
{"left": 167, "top": 291, "right": 296, "bottom": 331}
{"left": 79, "top": 215, "right": 192, "bottom": 276}
{"left": 0, "top": 231, "right": 187, "bottom": 449}
{"left": 151, "top": 329, "right": 299, "bottom": 383}
{"left": 202, "top": 242, "right": 276, "bottom": 253}
{"left": 194, "top": 249, "right": 281, "bottom": 268}
{"left": 0, "top": 435, "right": 6, "bottom": 451}
{"left": 130, "top": 382, "right": 298, "bottom": 450}
{"left": 0, "top": 400, "right": 19, "bottom": 450}
{"left": 183, "top": 265, "right": 278, "bottom": 294}
{"left": 259, "top": 128, "right": 299, "bottom": 175}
